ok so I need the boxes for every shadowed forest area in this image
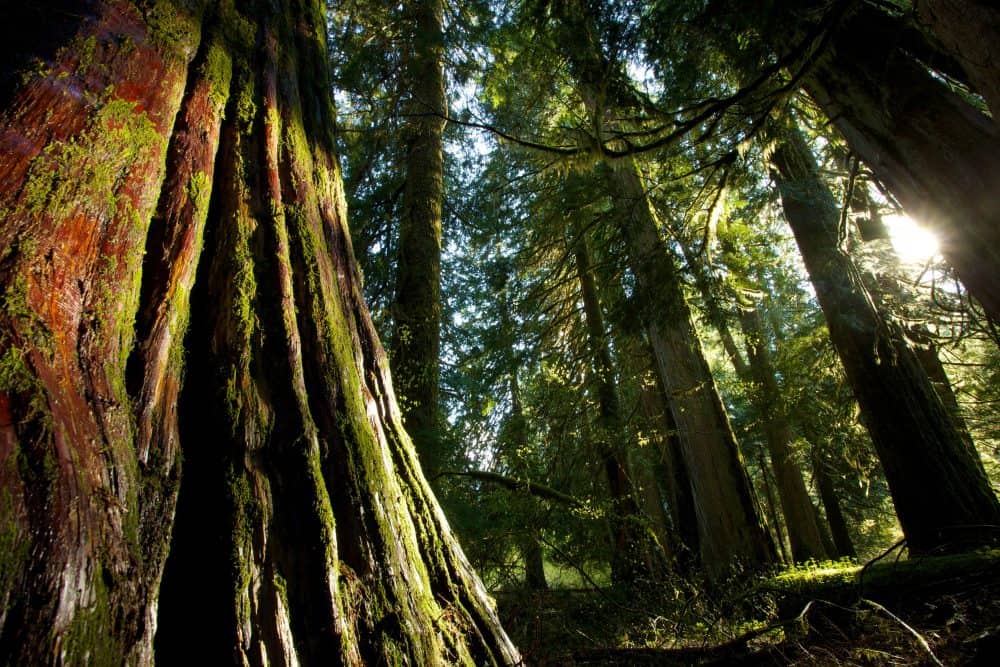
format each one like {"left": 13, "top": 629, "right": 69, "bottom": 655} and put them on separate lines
{"left": 0, "top": 0, "right": 999, "bottom": 664}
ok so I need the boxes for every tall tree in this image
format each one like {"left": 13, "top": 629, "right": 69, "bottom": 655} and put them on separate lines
{"left": 573, "top": 227, "right": 655, "bottom": 586}
{"left": 769, "top": 121, "right": 1000, "bottom": 554}
{"left": 0, "top": 1, "right": 517, "bottom": 663}
{"left": 390, "top": 0, "right": 448, "bottom": 477}
{"left": 774, "top": 0, "right": 1000, "bottom": 321}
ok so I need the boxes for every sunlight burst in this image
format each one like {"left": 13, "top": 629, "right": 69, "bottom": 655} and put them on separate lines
{"left": 883, "top": 213, "right": 940, "bottom": 264}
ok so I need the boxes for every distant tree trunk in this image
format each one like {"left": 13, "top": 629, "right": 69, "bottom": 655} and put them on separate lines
{"left": 520, "top": 530, "right": 548, "bottom": 591}
{"left": 757, "top": 452, "right": 790, "bottom": 565}
{"left": 739, "top": 306, "right": 829, "bottom": 562}
{"left": 390, "top": 0, "right": 447, "bottom": 477}
{"left": 507, "top": 370, "right": 548, "bottom": 591}
{"left": 783, "top": 0, "right": 1000, "bottom": 321}
{"left": 677, "top": 236, "right": 828, "bottom": 563}
{"left": 609, "top": 161, "right": 776, "bottom": 577}
{"left": 573, "top": 232, "right": 655, "bottom": 586}
{"left": 0, "top": 2, "right": 517, "bottom": 664}
{"left": 770, "top": 124, "right": 1000, "bottom": 554}
{"left": 915, "top": 0, "right": 1000, "bottom": 124}
{"left": 811, "top": 448, "right": 857, "bottom": 559}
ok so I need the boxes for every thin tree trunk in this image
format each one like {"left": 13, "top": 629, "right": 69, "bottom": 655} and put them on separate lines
{"left": 520, "top": 530, "right": 548, "bottom": 591}
{"left": 770, "top": 123, "right": 1000, "bottom": 554}
{"left": 391, "top": 0, "right": 447, "bottom": 477}
{"left": 811, "top": 448, "right": 857, "bottom": 559}
{"left": 739, "top": 306, "right": 829, "bottom": 562}
{"left": 573, "top": 232, "right": 653, "bottom": 586}
{"left": 0, "top": 2, "right": 517, "bottom": 663}
{"left": 609, "top": 160, "right": 776, "bottom": 577}
{"left": 784, "top": 0, "right": 1000, "bottom": 321}
{"left": 757, "top": 452, "right": 791, "bottom": 565}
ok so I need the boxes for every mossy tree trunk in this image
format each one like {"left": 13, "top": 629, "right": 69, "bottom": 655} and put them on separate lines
{"left": 390, "top": 0, "right": 447, "bottom": 479}
{"left": 783, "top": 0, "right": 1000, "bottom": 321}
{"left": 770, "top": 123, "right": 1000, "bottom": 555}
{"left": 0, "top": 1, "right": 518, "bottom": 664}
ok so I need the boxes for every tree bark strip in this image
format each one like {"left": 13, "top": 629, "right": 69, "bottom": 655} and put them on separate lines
{"left": 0, "top": 1, "right": 519, "bottom": 663}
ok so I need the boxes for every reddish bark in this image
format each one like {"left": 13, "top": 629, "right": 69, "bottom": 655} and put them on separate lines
{"left": 0, "top": 1, "right": 518, "bottom": 663}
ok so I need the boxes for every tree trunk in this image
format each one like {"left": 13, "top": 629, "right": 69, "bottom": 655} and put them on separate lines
{"left": 915, "top": 0, "right": 1000, "bottom": 125}
{"left": 0, "top": 1, "right": 518, "bottom": 664}
{"left": 520, "top": 530, "right": 548, "bottom": 591}
{"left": 390, "top": 0, "right": 447, "bottom": 478}
{"left": 609, "top": 160, "right": 776, "bottom": 577}
{"left": 770, "top": 124, "right": 1000, "bottom": 554}
{"left": 785, "top": 0, "right": 1000, "bottom": 321}
{"left": 739, "top": 306, "right": 829, "bottom": 563}
{"left": 677, "top": 235, "right": 828, "bottom": 563}
{"left": 757, "top": 452, "right": 790, "bottom": 565}
{"left": 811, "top": 448, "right": 857, "bottom": 559}
{"left": 573, "top": 232, "right": 654, "bottom": 586}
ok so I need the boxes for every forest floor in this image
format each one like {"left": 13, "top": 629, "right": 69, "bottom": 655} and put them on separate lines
{"left": 496, "top": 548, "right": 1000, "bottom": 665}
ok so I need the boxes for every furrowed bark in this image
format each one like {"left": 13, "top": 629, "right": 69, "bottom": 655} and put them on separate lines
{"left": 915, "top": 0, "right": 1000, "bottom": 124}
{"left": 770, "top": 124, "right": 1000, "bottom": 554}
{"left": 0, "top": 1, "right": 519, "bottom": 663}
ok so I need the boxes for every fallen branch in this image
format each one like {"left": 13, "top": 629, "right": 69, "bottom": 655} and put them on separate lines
{"left": 862, "top": 598, "right": 944, "bottom": 667}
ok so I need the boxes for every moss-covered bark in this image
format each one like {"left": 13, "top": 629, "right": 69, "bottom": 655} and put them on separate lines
{"left": 0, "top": 1, "right": 518, "bottom": 664}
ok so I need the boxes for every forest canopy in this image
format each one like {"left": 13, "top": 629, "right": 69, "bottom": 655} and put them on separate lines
{"left": 1, "top": 0, "right": 999, "bottom": 664}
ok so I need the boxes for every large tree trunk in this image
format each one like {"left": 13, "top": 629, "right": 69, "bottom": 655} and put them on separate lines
{"left": 915, "top": 0, "right": 1000, "bottom": 125}
{"left": 609, "top": 161, "right": 776, "bottom": 577}
{"left": 390, "top": 0, "right": 447, "bottom": 478}
{"left": 0, "top": 1, "right": 518, "bottom": 664}
{"left": 784, "top": 1, "right": 1000, "bottom": 321}
{"left": 770, "top": 124, "right": 1000, "bottom": 555}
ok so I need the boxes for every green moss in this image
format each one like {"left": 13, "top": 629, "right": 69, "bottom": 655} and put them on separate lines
{"left": 19, "top": 95, "right": 164, "bottom": 225}
{"left": 145, "top": 0, "right": 202, "bottom": 59}
{"left": 218, "top": 0, "right": 256, "bottom": 56}
{"left": 60, "top": 567, "right": 119, "bottom": 665}
{"left": 228, "top": 464, "right": 257, "bottom": 626}
{"left": 200, "top": 42, "right": 233, "bottom": 113}
{"left": 75, "top": 36, "right": 98, "bottom": 75}
{"left": 0, "top": 346, "right": 35, "bottom": 395}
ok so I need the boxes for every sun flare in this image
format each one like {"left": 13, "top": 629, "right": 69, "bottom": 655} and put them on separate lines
{"left": 882, "top": 213, "right": 940, "bottom": 264}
